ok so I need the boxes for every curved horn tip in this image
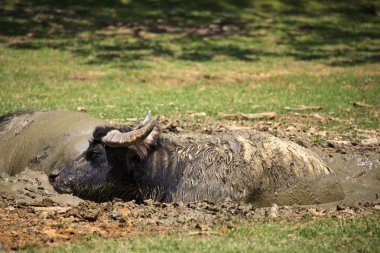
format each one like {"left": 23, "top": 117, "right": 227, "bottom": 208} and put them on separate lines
{"left": 142, "top": 111, "right": 151, "bottom": 122}
{"left": 133, "top": 111, "right": 152, "bottom": 130}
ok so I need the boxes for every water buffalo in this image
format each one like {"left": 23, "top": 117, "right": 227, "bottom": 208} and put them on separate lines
{"left": 47, "top": 112, "right": 344, "bottom": 206}
{"left": 0, "top": 110, "right": 105, "bottom": 176}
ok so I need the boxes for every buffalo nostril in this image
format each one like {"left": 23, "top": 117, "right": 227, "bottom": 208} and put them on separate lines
{"left": 49, "top": 170, "right": 60, "bottom": 181}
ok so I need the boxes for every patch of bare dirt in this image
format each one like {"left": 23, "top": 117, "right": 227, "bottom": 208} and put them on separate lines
{"left": 68, "top": 71, "right": 106, "bottom": 81}
{"left": 1, "top": 192, "right": 379, "bottom": 251}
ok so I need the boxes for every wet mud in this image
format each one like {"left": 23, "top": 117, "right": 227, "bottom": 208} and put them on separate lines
{"left": 0, "top": 113, "right": 379, "bottom": 250}
{"left": 317, "top": 150, "right": 380, "bottom": 207}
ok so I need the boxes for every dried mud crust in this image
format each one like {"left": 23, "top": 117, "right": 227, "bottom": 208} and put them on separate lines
{"left": 0, "top": 123, "right": 379, "bottom": 251}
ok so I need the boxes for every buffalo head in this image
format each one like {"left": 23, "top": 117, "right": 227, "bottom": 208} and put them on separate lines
{"left": 49, "top": 112, "right": 159, "bottom": 202}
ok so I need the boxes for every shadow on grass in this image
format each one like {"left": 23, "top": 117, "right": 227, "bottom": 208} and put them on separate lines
{"left": 1, "top": 0, "right": 379, "bottom": 66}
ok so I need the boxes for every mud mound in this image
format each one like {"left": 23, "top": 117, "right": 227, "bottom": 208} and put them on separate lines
{"left": 0, "top": 169, "right": 81, "bottom": 207}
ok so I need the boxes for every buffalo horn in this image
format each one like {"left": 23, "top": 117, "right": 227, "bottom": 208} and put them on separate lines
{"left": 102, "top": 116, "right": 158, "bottom": 147}
{"left": 133, "top": 111, "right": 151, "bottom": 130}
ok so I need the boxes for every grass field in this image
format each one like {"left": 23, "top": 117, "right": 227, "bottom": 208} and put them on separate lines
{"left": 1, "top": 0, "right": 379, "bottom": 128}
{"left": 29, "top": 212, "right": 380, "bottom": 253}
{"left": 1, "top": 0, "right": 380, "bottom": 252}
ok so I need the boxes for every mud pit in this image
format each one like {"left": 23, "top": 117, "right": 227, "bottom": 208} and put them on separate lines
{"left": 0, "top": 121, "right": 379, "bottom": 250}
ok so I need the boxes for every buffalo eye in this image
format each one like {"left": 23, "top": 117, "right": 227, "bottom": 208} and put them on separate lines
{"left": 89, "top": 150, "right": 101, "bottom": 159}
{"left": 86, "top": 146, "right": 104, "bottom": 160}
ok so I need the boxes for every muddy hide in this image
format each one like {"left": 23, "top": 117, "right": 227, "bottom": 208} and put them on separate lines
{"left": 0, "top": 110, "right": 105, "bottom": 175}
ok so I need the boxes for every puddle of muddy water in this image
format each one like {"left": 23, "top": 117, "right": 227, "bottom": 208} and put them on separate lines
{"left": 316, "top": 150, "right": 380, "bottom": 208}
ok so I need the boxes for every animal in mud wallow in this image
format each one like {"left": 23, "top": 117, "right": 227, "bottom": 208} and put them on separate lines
{"left": 0, "top": 110, "right": 344, "bottom": 206}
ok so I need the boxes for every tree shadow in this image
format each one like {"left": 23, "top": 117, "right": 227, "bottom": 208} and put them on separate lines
{"left": 1, "top": 0, "right": 379, "bottom": 67}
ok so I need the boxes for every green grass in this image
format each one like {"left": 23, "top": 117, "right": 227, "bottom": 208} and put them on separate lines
{"left": 1, "top": 0, "right": 380, "bottom": 252}
{"left": 24, "top": 212, "right": 380, "bottom": 253}
{"left": 0, "top": 0, "right": 379, "bottom": 128}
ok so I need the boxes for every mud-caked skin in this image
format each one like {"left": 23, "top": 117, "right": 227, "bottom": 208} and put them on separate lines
{"left": 0, "top": 110, "right": 105, "bottom": 175}
{"left": 49, "top": 114, "right": 345, "bottom": 206}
